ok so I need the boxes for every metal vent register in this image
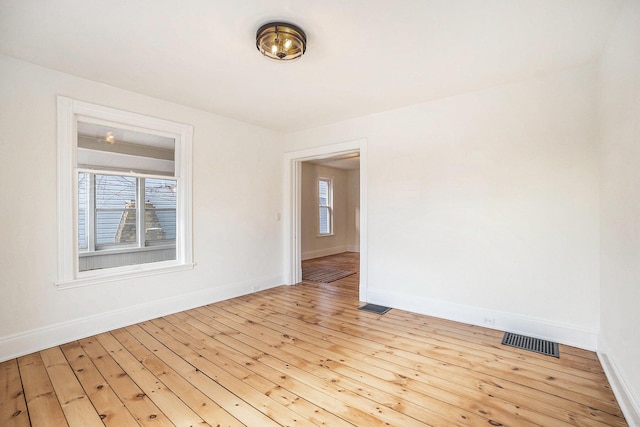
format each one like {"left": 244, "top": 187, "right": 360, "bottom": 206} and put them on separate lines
{"left": 502, "top": 332, "right": 560, "bottom": 358}
{"left": 358, "top": 303, "right": 391, "bottom": 315}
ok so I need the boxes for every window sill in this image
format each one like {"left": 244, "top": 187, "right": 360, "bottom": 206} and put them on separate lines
{"left": 317, "top": 233, "right": 334, "bottom": 238}
{"left": 55, "top": 262, "right": 195, "bottom": 290}
{"left": 79, "top": 244, "right": 176, "bottom": 257}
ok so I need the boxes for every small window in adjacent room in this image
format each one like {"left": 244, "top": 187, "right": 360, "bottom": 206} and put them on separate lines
{"left": 57, "top": 97, "right": 193, "bottom": 288}
{"left": 318, "top": 177, "right": 333, "bottom": 236}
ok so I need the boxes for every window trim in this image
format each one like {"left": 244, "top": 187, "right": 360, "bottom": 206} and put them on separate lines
{"left": 56, "top": 96, "right": 193, "bottom": 289}
{"left": 317, "top": 176, "right": 334, "bottom": 236}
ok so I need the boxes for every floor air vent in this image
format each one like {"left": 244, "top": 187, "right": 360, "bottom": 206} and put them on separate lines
{"left": 502, "top": 332, "right": 560, "bottom": 358}
{"left": 358, "top": 303, "right": 391, "bottom": 315}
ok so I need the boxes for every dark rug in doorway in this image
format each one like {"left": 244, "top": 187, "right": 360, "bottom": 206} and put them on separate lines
{"left": 302, "top": 266, "right": 356, "bottom": 283}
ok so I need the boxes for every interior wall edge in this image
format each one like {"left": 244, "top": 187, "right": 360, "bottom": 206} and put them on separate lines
{"left": 598, "top": 337, "right": 640, "bottom": 426}
{"left": 367, "top": 288, "right": 599, "bottom": 351}
{"left": 0, "top": 273, "right": 284, "bottom": 363}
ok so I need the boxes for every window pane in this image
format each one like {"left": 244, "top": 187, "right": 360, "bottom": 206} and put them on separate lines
{"left": 95, "top": 175, "right": 137, "bottom": 245}
{"left": 319, "top": 178, "right": 331, "bottom": 234}
{"left": 77, "top": 173, "right": 88, "bottom": 250}
{"left": 319, "top": 180, "right": 329, "bottom": 206}
{"left": 144, "top": 178, "right": 177, "bottom": 245}
{"left": 319, "top": 206, "right": 330, "bottom": 234}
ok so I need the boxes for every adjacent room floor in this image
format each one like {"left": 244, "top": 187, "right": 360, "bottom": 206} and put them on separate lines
{"left": 0, "top": 252, "right": 627, "bottom": 426}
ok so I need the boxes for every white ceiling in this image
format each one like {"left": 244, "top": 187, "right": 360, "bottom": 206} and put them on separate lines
{"left": 0, "top": 0, "right": 623, "bottom": 132}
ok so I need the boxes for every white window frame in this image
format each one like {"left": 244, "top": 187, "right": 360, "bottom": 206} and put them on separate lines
{"left": 56, "top": 96, "right": 194, "bottom": 289}
{"left": 318, "top": 176, "right": 333, "bottom": 236}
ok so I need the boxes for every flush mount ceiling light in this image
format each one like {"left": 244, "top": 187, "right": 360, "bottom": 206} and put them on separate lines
{"left": 104, "top": 131, "right": 115, "bottom": 144}
{"left": 256, "top": 22, "right": 307, "bottom": 61}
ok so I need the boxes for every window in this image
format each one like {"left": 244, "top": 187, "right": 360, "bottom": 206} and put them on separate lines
{"left": 57, "top": 97, "right": 193, "bottom": 287}
{"left": 318, "top": 177, "right": 333, "bottom": 235}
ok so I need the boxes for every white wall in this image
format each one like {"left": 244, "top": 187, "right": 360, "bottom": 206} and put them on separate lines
{"left": 285, "top": 63, "right": 601, "bottom": 349}
{"left": 346, "top": 169, "right": 360, "bottom": 252}
{"left": 300, "top": 163, "right": 348, "bottom": 259}
{"left": 598, "top": 0, "right": 640, "bottom": 423}
{"left": 0, "top": 55, "right": 284, "bottom": 361}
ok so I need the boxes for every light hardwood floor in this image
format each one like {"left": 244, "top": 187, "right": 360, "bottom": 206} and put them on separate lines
{"left": 0, "top": 252, "right": 627, "bottom": 426}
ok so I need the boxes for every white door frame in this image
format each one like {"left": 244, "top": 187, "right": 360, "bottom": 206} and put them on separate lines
{"left": 284, "top": 139, "right": 368, "bottom": 301}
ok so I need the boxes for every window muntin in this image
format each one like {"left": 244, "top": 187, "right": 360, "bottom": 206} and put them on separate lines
{"left": 318, "top": 177, "right": 333, "bottom": 235}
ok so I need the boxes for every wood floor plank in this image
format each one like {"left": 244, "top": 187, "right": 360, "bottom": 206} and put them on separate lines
{"left": 266, "top": 286, "right": 606, "bottom": 384}
{"left": 163, "top": 313, "right": 434, "bottom": 427}
{"left": 0, "top": 252, "right": 628, "bottom": 427}
{"left": 211, "top": 299, "right": 593, "bottom": 427}
{"left": 140, "top": 318, "right": 314, "bottom": 427}
{"left": 238, "top": 303, "right": 619, "bottom": 425}
{"left": 298, "top": 287, "right": 608, "bottom": 379}
{"left": 94, "top": 332, "right": 209, "bottom": 427}
{"left": 0, "top": 359, "right": 30, "bottom": 427}
{"left": 126, "top": 323, "right": 283, "bottom": 427}
{"left": 201, "top": 302, "right": 569, "bottom": 427}
{"left": 17, "top": 352, "right": 68, "bottom": 427}
{"left": 228, "top": 290, "right": 625, "bottom": 425}
{"left": 257, "top": 287, "right": 622, "bottom": 415}
{"left": 78, "top": 336, "right": 175, "bottom": 427}
{"left": 361, "top": 298, "right": 605, "bottom": 380}
{"left": 149, "top": 316, "right": 359, "bottom": 427}
{"left": 179, "top": 308, "right": 475, "bottom": 426}
{"left": 59, "top": 341, "right": 139, "bottom": 427}
{"left": 221, "top": 296, "right": 624, "bottom": 427}
{"left": 39, "top": 347, "right": 104, "bottom": 427}
{"left": 283, "top": 295, "right": 613, "bottom": 403}
{"left": 379, "top": 309, "right": 604, "bottom": 366}
{"left": 110, "top": 327, "right": 244, "bottom": 427}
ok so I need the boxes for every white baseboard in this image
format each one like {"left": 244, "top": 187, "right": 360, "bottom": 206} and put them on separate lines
{"left": 0, "top": 274, "right": 283, "bottom": 363}
{"left": 366, "top": 288, "right": 599, "bottom": 350}
{"left": 302, "top": 245, "right": 348, "bottom": 261}
{"left": 598, "top": 339, "right": 640, "bottom": 426}
{"left": 346, "top": 244, "right": 360, "bottom": 252}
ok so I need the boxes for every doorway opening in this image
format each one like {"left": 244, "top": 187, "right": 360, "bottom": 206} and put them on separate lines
{"left": 284, "top": 139, "right": 367, "bottom": 301}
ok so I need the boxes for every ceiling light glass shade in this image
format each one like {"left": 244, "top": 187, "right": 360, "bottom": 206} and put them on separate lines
{"left": 256, "top": 22, "right": 307, "bottom": 61}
